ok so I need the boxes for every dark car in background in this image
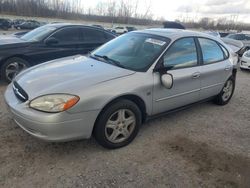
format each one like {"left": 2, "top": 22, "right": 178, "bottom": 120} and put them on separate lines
{"left": 126, "top": 26, "right": 137, "bottom": 32}
{"left": 0, "top": 18, "right": 12, "bottom": 30}
{"left": 219, "top": 32, "right": 231, "bottom": 38}
{"left": 163, "top": 21, "right": 185, "bottom": 29}
{"left": 13, "top": 19, "right": 25, "bottom": 27}
{"left": 15, "top": 21, "right": 40, "bottom": 30}
{"left": 0, "top": 23, "right": 116, "bottom": 82}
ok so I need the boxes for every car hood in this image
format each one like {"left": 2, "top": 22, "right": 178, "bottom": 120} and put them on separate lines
{"left": 0, "top": 36, "right": 30, "bottom": 49}
{"left": 15, "top": 55, "right": 135, "bottom": 98}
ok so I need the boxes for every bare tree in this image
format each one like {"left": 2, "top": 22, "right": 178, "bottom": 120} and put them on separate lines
{"left": 1, "top": 0, "right": 249, "bottom": 30}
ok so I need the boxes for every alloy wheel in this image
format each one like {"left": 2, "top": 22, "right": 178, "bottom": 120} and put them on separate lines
{"left": 222, "top": 80, "right": 233, "bottom": 102}
{"left": 105, "top": 109, "right": 136, "bottom": 144}
{"left": 5, "top": 61, "right": 27, "bottom": 81}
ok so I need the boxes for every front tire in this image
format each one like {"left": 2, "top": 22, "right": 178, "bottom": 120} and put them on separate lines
{"left": 1, "top": 57, "right": 30, "bottom": 83}
{"left": 94, "top": 99, "right": 142, "bottom": 149}
{"left": 214, "top": 77, "right": 235, "bottom": 105}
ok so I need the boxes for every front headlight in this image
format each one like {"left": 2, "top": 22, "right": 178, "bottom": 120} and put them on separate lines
{"left": 29, "top": 94, "right": 80, "bottom": 113}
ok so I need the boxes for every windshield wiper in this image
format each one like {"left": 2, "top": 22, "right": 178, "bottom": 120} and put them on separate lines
{"left": 92, "top": 54, "right": 126, "bottom": 69}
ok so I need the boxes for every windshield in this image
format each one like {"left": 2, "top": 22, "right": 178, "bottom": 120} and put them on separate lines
{"left": 21, "top": 25, "right": 57, "bottom": 42}
{"left": 91, "top": 33, "right": 170, "bottom": 71}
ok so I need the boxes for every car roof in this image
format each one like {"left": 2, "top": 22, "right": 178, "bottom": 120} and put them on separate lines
{"left": 45, "top": 23, "right": 100, "bottom": 29}
{"left": 135, "top": 28, "right": 220, "bottom": 41}
{"left": 45, "top": 23, "right": 114, "bottom": 33}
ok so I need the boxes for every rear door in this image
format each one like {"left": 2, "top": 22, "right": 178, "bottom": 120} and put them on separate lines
{"left": 79, "top": 27, "right": 112, "bottom": 54}
{"left": 198, "top": 38, "right": 232, "bottom": 100}
{"left": 153, "top": 37, "right": 201, "bottom": 114}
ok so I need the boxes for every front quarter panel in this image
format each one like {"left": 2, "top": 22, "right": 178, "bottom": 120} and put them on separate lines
{"left": 0, "top": 44, "right": 30, "bottom": 67}
{"left": 68, "top": 72, "right": 154, "bottom": 116}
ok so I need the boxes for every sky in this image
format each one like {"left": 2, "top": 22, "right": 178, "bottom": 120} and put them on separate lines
{"left": 82, "top": 0, "right": 250, "bottom": 23}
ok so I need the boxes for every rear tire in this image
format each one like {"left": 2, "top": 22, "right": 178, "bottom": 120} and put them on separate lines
{"left": 214, "top": 77, "right": 235, "bottom": 105}
{"left": 94, "top": 99, "right": 142, "bottom": 149}
{"left": 1, "top": 57, "right": 30, "bottom": 83}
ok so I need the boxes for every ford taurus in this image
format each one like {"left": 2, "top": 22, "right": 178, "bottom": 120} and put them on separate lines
{"left": 4, "top": 29, "right": 237, "bottom": 149}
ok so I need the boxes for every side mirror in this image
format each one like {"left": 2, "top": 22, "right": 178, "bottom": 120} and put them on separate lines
{"left": 154, "top": 57, "right": 174, "bottom": 89}
{"left": 45, "top": 37, "right": 58, "bottom": 45}
{"left": 161, "top": 73, "right": 173, "bottom": 89}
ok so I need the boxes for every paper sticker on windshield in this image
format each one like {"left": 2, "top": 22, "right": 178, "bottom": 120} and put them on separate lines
{"left": 145, "top": 38, "right": 166, "bottom": 46}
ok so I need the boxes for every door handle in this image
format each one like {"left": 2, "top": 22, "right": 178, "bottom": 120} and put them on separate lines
{"left": 192, "top": 72, "right": 200, "bottom": 79}
{"left": 225, "top": 66, "right": 231, "bottom": 71}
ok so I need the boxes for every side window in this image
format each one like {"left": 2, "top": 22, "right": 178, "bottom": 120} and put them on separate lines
{"left": 198, "top": 38, "right": 224, "bottom": 64}
{"left": 81, "top": 28, "right": 106, "bottom": 43}
{"left": 163, "top": 37, "right": 197, "bottom": 69}
{"left": 51, "top": 28, "right": 81, "bottom": 43}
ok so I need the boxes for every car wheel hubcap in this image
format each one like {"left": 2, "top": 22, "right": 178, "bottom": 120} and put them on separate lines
{"left": 105, "top": 109, "right": 136, "bottom": 144}
{"left": 5, "top": 62, "right": 27, "bottom": 81}
{"left": 222, "top": 80, "right": 233, "bottom": 101}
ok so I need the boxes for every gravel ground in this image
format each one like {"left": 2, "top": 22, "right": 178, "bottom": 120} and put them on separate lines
{"left": 0, "top": 70, "right": 250, "bottom": 188}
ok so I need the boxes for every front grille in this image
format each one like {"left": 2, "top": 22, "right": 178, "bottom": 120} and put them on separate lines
{"left": 13, "top": 81, "right": 29, "bottom": 102}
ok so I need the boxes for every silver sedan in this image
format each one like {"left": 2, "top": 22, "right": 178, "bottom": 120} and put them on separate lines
{"left": 5, "top": 29, "right": 237, "bottom": 149}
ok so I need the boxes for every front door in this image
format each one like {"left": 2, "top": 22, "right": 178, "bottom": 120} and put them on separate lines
{"left": 153, "top": 37, "right": 201, "bottom": 114}
{"left": 29, "top": 27, "right": 83, "bottom": 64}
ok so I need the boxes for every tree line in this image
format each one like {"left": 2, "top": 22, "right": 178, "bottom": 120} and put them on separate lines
{"left": 0, "top": 0, "right": 250, "bottom": 30}
{"left": 182, "top": 17, "right": 250, "bottom": 31}
{"left": 0, "top": 0, "right": 159, "bottom": 25}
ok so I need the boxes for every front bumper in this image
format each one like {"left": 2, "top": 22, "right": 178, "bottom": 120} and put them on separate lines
{"left": 4, "top": 84, "right": 100, "bottom": 141}
{"left": 240, "top": 56, "right": 250, "bottom": 70}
